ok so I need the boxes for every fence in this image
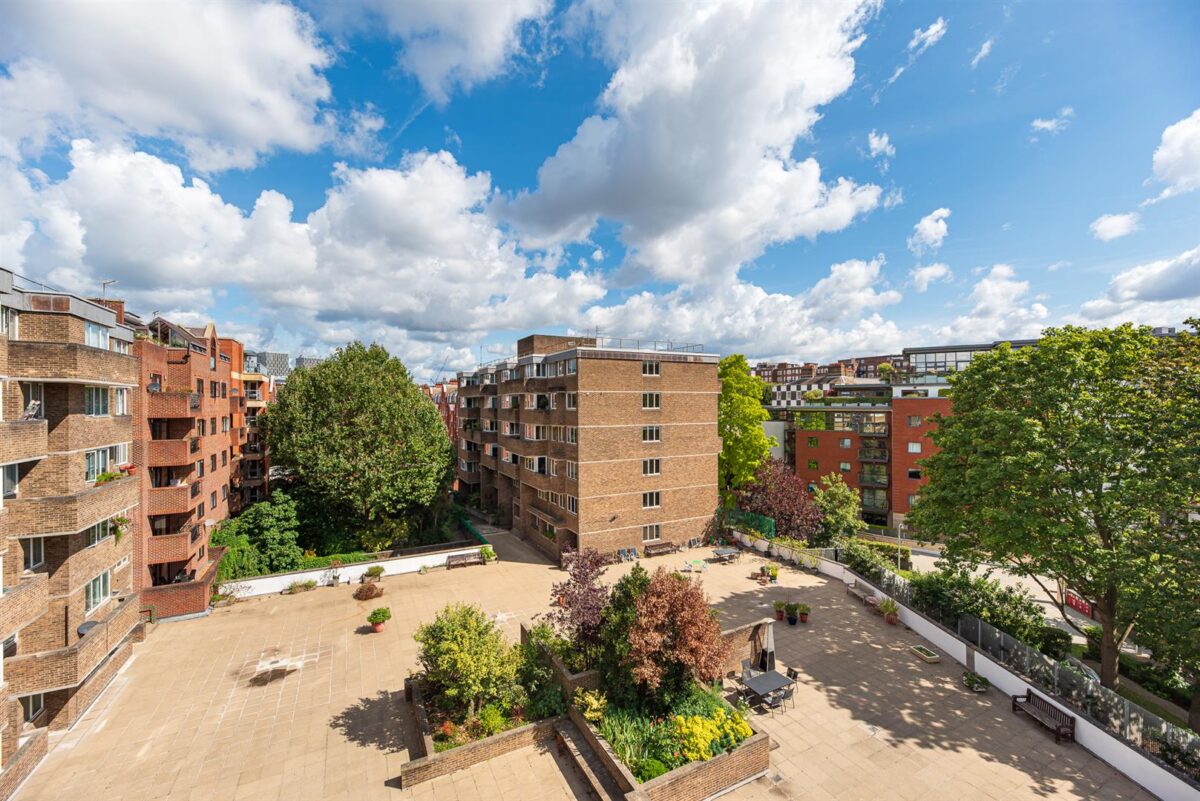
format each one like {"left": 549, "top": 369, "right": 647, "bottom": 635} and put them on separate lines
{"left": 828, "top": 554, "right": 1200, "bottom": 788}
{"left": 460, "top": 517, "right": 489, "bottom": 545}
{"left": 719, "top": 507, "right": 775, "bottom": 539}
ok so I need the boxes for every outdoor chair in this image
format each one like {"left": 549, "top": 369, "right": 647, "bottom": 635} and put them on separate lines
{"left": 779, "top": 685, "right": 796, "bottom": 709}
{"left": 758, "top": 693, "right": 784, "bottom": 716}
{"left": 786, "top": 667, "right": 800, "bottom": 681}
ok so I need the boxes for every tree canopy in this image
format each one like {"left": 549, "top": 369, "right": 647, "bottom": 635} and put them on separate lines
{"left": 262, "top": 341, "right": 452, "bottom": 526}
{"left": 909, "top": 323, "right": 1200, "bottom": 689}
{"left": 812, "top": 473, "right": 866, "bottom": 546}
{"left": 718, "top": 354, "right": 774, "bottom": 503}
{"left": 734, "top": 458, "right": 822, "bottom": 542}
{"left": 415, "top": 603, "right": 520, "bottom": 716}
{"left": 211, "top": 491, "right": 303, "bottom": 578}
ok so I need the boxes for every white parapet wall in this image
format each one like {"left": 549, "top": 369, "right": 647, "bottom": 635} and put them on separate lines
{"left": 218, "top": 544, "right": 486, "bottom": 599}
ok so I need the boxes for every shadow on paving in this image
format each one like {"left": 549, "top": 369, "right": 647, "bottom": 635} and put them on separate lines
{"left": 709, "top": 567, "right": 1136, "bottom": 800}
{"left": 330, "top": 690, "right": 420, "bottom": 756}
{"left": 485, "top": 529, "right": 561, "bottom": 567}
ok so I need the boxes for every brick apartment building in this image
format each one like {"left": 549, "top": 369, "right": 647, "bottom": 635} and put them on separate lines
{"left": 238, "top": 357, "right": 275, "bottom": 506}
{"left": 220, "top": 337, "right": 247, "bottom": 515}
{"left": 457, "top": 335, "right": 720, "bottom": 561}
{"left": 0, "top": 269, "right": 144, "bottom": 795}
{"left": 420, "top": 380, "right": 459, "bottom": 437}
{"left": 126, "top": 316, "right": 233, "bottom": 619}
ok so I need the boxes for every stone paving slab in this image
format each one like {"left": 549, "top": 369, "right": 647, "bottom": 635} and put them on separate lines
{"left": 13, "top": 531, "right": 1159, "bottom": 801}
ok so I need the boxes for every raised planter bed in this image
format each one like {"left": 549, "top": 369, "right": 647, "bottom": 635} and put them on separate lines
{"left": 910, "top": 645, "right": 941, "bottom": 663}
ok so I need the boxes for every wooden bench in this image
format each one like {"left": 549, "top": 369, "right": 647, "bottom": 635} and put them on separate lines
{"left": 845, "top": 582, "right": 872, "bottom": 605}
{"left": 1012, "top": 689, "right": 1075, "bottom": 744}
{"left": 643, "top": 541, "right": 680, "bottom": 558}
{"left": 446, "top": 552, "right": 485, "bottom": 569}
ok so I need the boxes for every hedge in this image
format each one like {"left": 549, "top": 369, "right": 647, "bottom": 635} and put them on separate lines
{"left": 860, "top": 540, "right": 912, "bottom": 571}
{"left": 297, "top": 551, "right": 382, "bottom": 570}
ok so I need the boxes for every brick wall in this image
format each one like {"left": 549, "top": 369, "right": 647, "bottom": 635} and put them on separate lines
{"left": 720, "top": 619, "right": 771, "bottom": 677}
{"left": 0, "top": 574, "right": 47, "bottom": 643}
{"left": 4, "top": 475, "right": 139, "bottom": 536}
{"left": 520, "top": 623, "right": 601, "bottom": 695}
{"left": 640, "top": 728, "right": 770, "bottom": 801}
{"left": 0, "top": 728, "right": 46, "bottom": 801}
{"left": 44, "top": 636, "right": 134, "bottom": 730}
{"left": 0, "top": 420, "right": 48, "bottom": 465}
{"left": 5, "top": 340, "right": 138, "bottom": 385}
{"left": 567, "top": 704, "right": 639, "bottom": 793}
{"left": 888, "top": 396, "right": 952, "bottom": 523}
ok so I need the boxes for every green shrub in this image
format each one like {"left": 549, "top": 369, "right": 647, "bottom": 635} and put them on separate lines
{"left": 840, "top": 539, "right": 890, "bottom": 578}
{"left": 637, "top": 758, "right": 668, "bottom": 782}
{"left": 367, "top": 607, "right": 391, "bottom": 624}
{"left": 365, "top": 565, "right": 385, "bottom": 578}
{"left": 287, "top": 580, "right": 317, "bottom": 593}
{"left": 480, "top": 545, "right": 496, "bottom": 561}
{"left": 907, "top": 568, "right": 1046, "bottom": 646}
{"left": 517, "top": 623, "right": 568, "bottom": 720}
{"left": 1040, "top": 626, "right": 1073, "bottom": 660}
{"left": 298, "top": 551, "right": 378, "bottom": 570}
{"left": 1083, "top": 625, "right": 1102, "bottom": 661}
{"left": 861, "top": 540, "right": 912, "bottom": 571}
{"left": 478, "top": 704, "right": 507, "bottom": 737}
{"left": 575, "top": 689, "right": 608, "bottom": 723}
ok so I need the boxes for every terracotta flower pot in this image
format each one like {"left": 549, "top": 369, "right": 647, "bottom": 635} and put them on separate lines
{"left": 372, "top": 622, "right": 385, "bottom": 633}
{"left": 775, "top": 610, "right": 784, "bottom": 621}
{"left": 799, "top": 613, "right": 809, "bottom": 623}
{"left": 885, "top": 613, "right": 898, "bottom": 625}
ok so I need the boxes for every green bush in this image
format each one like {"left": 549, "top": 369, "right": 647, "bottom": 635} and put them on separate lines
{"left": 860, "top": 540, "right": 912, "bottom": 571}
{"left": 478, "top": 704, "right": 507, "bottom": 737}
{"left": 907, "top": 568, "right": 1047, "bottom": 646}
{"left": 298, "top": 552, "right": 378, "bottom": 570}
{"left": 1040, "top": 626, "right": 1073, "bottom": 660}
{"left": 840, "top": 539, "right": 890, "bottom": 578}
{"left": 1083, "top": 625, "right": 1102, "bottom": 661}
{"left": 517, "top": 623, "right": 568, "bottom": 721}
{"left": 637, "top": 758, "right": 668, "bottom": 781}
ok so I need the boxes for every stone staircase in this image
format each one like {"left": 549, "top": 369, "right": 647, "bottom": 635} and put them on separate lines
{"left": 553, "top": 719, "right": 626, "bottom": 801}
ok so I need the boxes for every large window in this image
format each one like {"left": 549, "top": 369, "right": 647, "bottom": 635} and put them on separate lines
{"left": 111, "top": 338, "right": 130, "bottom": 354}
{"left": 87, "top": 519, "right": 114, "bottom": 547}
{"left": 907, "top": 442, "right": 922, "bottom": 454}
{"left": 641, "top": 392, "right": 661, "bottom": 409}
{"left": 23, "top": 537, "right": 43, "bottom": 570}
{"left": 84, "top": 570, "right": 111, "bottom": 614}
{"left": 642, "top": 458, "right": 660, "bottom": 476}
{"left": 85, "top": 322, "right": 109, "bottom": 349}
{"left": 85, "top": 446, "right": 128, "bottom": 481}
{"left": 642, "top": 524, "right": 661, "bottom": 542}
{"left": 642, "top": 425, "right": 661, "bottom": 442}
{"left": 2, "top": 464, "right": 17, "bottom": 501}
{"left": 642, "top": 360, "right": 660, "bottom": 376}
{"left": 84, "top": 386, "right": 109, "bottom": 416}
{"left": 642, "top": 491, "right": 661, "bottom": 509}
{"left": 20, "top": 693, "right": 43, "bottom": 722}
{"left": 21, "top": 382, "right": 44, "bottom": 419}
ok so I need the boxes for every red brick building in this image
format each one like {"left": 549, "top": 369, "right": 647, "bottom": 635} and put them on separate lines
{"left": 420, "top": 380, "right": 459, "bottom": 437}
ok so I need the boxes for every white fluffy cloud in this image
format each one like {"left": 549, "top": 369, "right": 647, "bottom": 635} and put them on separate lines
{"left": 909, "top": 263, "right": 952, "bottom": 292}
{"left": 310, "top": 0, "right": 551, "bottom": 105}
{"left": 1089, "top": 212, "right": 1141, "bottom": 242}
{"left": 867, "top": 130, "right": 895, "bottom": 171}
{"left": 1076, "top": 245, "right": 1200, "bottom": 326}
{"left": 2, "top": 141, "right": 605, "bottom": 378}
{"left": 934, "top": 265, "right": 1048, "bottom": 342}
{"left": 907, "top": 208, "right": 951, "bottom": 255}
{"left": 1148, "top": 108, "right": 1200, "bottom": 202}
{"left": 970, "top": 38, "right": 993, "bottom": 69}
{"left": 1030, "top": 107, "right": 1075, "bottom": 136}
{"left": 506, "top": 0, "right": 881, "bottom": 283}
{"left": 0, "top": 0, "right": 334, "bottom": 171}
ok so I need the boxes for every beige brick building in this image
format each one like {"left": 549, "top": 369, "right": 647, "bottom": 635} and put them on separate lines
{"left": 0, "top": 268, "right": 143, "bottom": 796}
{"left": 457, "top": 335, "right": 719, "bottom": 561}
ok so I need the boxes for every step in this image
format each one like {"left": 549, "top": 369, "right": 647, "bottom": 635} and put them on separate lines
{"left": 553, "top": 719, "right": 625, "bottom": 801}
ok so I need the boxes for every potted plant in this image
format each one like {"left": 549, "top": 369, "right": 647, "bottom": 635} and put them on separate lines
{"left": 481, "top": 545, "right": 497, "bottom": 562}
{"left": 767, "top": 564, "right": 779, "bottom": 584}
{"left": 784, "top": 602, "right": 800, "bottom": 625}
{"left": 878, "top": 598, "right": 900, "bottom": 625}
{"left": 962, "top": 671, "right": 990, "bottom": 693}
{"left": 363, "top": 565, "right": 384, "bottom": 583}
{"left": 328, "top": 558, "right": 343, "bottom": 586}
{"left": 367, "top": 607, "right": 391, "bottom": 633}
{"left": 797, "top": 603, "right": 811, "bottom": 623}
{"left": 773, "top": 600, "right": 785, "bottom": 621}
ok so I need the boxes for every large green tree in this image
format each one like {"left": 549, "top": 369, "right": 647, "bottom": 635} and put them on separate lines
{"left": 909, "top": 324, "right": 1200, "bottom": 690}
{"left": 262, "top": 342, "right": 452, "bottom": 528}
{"left": 718, "top": 355, "right": 774, "bottom": 504}
{"left": 812, "top": 473, "right": 867, "bottom": 546}
{"left": 211, "top": 491, "right": 303, "bottom": 577}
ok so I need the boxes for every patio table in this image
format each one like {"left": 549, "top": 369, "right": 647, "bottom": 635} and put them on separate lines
{"left": 712, "top": 548, "right": 738, "bottom": 562}
{"left": 743, "top": 670, "right": 793, "bottom": 703}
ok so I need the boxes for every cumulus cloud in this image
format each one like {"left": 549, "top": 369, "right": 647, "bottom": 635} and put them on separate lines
{"left": 876, "top": 16, "right": 947, "bottom": 100}
{"left": 1075, "top": 245, "right": 1200, "bottom": 326}
{"left": 970, "top": 38, "right": 993, "bottom": 68}
{"left": 335, "top": 105, "right": 387, "bottom": 161}
{"left": 1147, "top": 107, "right": 1200, "bottom": 203}
{"left": 934, "top": 265, "right": 1048, "bottom": 342}
{"left": 0, "top": 0, "right": 334, "bottom": 170}
{"left": 309, "top": 0, "right": 551, "bottom": 105}
{"left": 867, "top": 130, "right": 895, "bottom": 171}
{"left": 505, "top": 0, "right": 882, "bottom": 283}
{"left": 907, "top": 208, "right": 951, "bottom": 255}
{"left": 2, "top": 141, "right": 606, "bottom": 380}
{"left": 1030, "top": 106, "right": 1075, "bottom": 136}
{"left": 909, "top": 263, "right": 953, "bottom": 292}
{"left": 1089, "top": 212, "right": 1141, "bottom": 242}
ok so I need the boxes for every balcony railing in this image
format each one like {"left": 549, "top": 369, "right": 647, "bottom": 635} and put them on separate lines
{"left": 4, "top": 475, "right": 139, "bottom": 536}
{"left": 149, "top": 483, "right": 193, "bottom": 515}
{"left": 859, "top": 448, "right": 889, "bottom": 463}
{"left": 0, "top": 573, "right": 49, "bottom": 638}
{"left": 859, "top": 473, "right": 889, "bottom": 488}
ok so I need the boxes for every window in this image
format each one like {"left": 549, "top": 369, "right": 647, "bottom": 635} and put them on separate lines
{"left": 87, "top": 519, "right": 113, "bottom": 546}
{"left": 210, "top": 381, "right": 218, "bottom": 398}
{"left": 84, "top": 570, "right": 111, "bottom": 614}
{"left": 21, "top": 382, "right": 44, "bottom": 419}
{"left": 566, "top": 461, "right": 578, "bottom": 480}
{"left": 642, "top": 524, "right": 661, "bottom": 542}
{"left": 211, "top": 490, "right": 218, "bottom": 507}
{"left": 221, "top": 450, "right": 228, "bottom": 466}
{"left": 642, "top": 360, "right": 660, "bottom": 376}
{"left": 907, "top": 415, "right": 922, "bottom": 427}
{"left": 907, "top": 442, "right": 922, "bottom": 454}
{"left": 20, "top": 693, "right": 43, "bottom": 722}
{"left": 221, "top": 382, "right": 228, "bottom": 398}
{"left": 807, "top": 459, "right": 818, "bottom": 470}
{"left": 907, "top": 468, "right": 922, "bottom": 480}
{"left": 222, "top": 416, "right": 229, "bottom": 432}
{"left": 566, "top": 496, "right": 578, "bottom": 514}
{"left": 85, "top": 322, "right": 109, "bottom": 349}
{"left": 114, "top": 388, "right": 128, "bottom": 415}
{"left": 908, "top": 494, "right": 918, "bottom": 506}
{"left": 110, "top": 442, "right": 129, "bottom": 466}
{"left": 196, "top": 459, "right": 205, "bottom": 477}
{"left": 2, "top": 464, "right": 17, "bottom": 500}
{"left": 198, "top": 501, "right": 206, "bottom": 516}
{"left": 84, "top": 386, "right": 109, "bottom": 416}
{"left": 210, "top": 454, "right": 217, "bottom": 472}
{"left": 837, "top": 438, "right": 851, "bottom": 448}
{"left": 198, "top": 419, "right": 207, "bottom": 436}
{"left": 3, "top": 635, "right": 15, "bottom": 657}
{"left": 221, "top": 485, "right": 228, "bottom": 500}
{"left": 23, "top": 537, "right": 44, "bottom": 571}
{"left": 210, "top": 416, "right": 216, "bottom": 433}
{"left": 642, "top": 458, "right": 660, "bottom": 476}
{"left": 839, "top": 462, "right": 851, "bottom": 472}
{"left": 111, "top": 338, "right": 130, "bottom": 354}
{"left": 85, "top": 447, "right": 110, "bottom": 481}
{"left": 565, "top": 427, "right": 577, "bottom": 444}
{"left": 642, "top": 491, "right": 661, "bottom": 509}
{"left": 641, "top": 392, "right": 661, "bottom": 409}
{"left": 807, "top": 437, "right": 818, "bottom": 447}
{"left": 642, "top": 425, "right": 661, "bottom": 442}
{"left": 566, "top": 393, "right": 577, "bottom": 409}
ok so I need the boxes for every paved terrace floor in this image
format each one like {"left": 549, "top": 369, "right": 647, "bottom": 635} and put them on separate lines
{"left": 15, "top": 530, "right": 1157, "bottom": 801}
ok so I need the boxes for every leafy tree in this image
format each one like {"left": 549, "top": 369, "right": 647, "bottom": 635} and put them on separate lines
{"left": 628, "top": 568, "right": 731, "bottom": 709}
{"left": 548, "top": 548, "right": 610, "bottom": 668}
{"left": 213, "top": 492, "right": 304, "bottom": 575}
{"left": 262, "top": 341, "right": 452, "bottom": 529}
{"left": 415, "top": 603, "right": 520, "bottom": 717}
{"left": 909, "top": 324, "right": 1200, "bottom": 689}
{"left": 1132, "top": 556, "right": 1200, "bottom": 731}
{"left": 718, "top": 355, "right": 775, "bottom": 504}
{"left": 516, "top": 623, "right": 569, "bottom": 720}
{"left": 210, "top": 524, "right": 260, "bottom": 582}
{"left": 812, "top": 473, "right": 866, "bottom": 546}
{"left": 908, "top": 567, "right": 1048, "bottom": 648}
{"left": 598, "top": 564, "right": 651, "bottom": 707}
{"left": 734, "top": 459, "right": 822, "bottom": 542}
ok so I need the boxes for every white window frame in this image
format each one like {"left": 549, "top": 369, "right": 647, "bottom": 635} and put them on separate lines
{"left": 22, "top": 382, "right": 44, "bottom": 419}
{"left": 84, "top": 386, "right": 110, "bottom": 416}
{"left": 642, "top": 392, "right": 661, "bottom": 410}
{"left": 85, "top": 322, "right": 109, "bottom": 349}
{"left": 642, "top": 491, "right": 661, "bottom": 509}
{"left": 20, "top": 693, "right": 44, "bottom": 722}
{"left": 907, "top": 442, "right": 922, "bottom": 454}
{"left": 566, "top": 461, "right": 578, "bottom": 480}
{"left": 87, "top": 518, "right": 113, "bottom": 547}
{"left": 642, "top": 425, "right": 661, "bottom": 442}
{"left": 566, "top": 496, "right": 577, "bottom": 514}
{"left": 84, "top": 570, "right": 111, "bottom": 615}
{"left": 642, "top": 524, "right": 661, "bottom": 542}
{"left": 113, "top": 388, "right": 128, "bottom": 415}
{"left": 23, "top": 537, "right": 44, "bottom": 571}
{"left": 2, "top": 463, "right": 18, "bottom": 502}
{"left": 85, "top": 447, "right": 110, "bottom": 482}
{"left": 642, "top": 360, "right": 660, "bottom": 377}
{"left": 565, "top": 393, "right": 577, "bottom": 409}
{"left": 642, "top": 458, "right": 660, "bottom": 476}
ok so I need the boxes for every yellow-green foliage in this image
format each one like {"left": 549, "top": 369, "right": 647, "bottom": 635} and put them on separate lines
{"left": 672, "top": 707, "right": 752, "bottom": 762}
{"left": 575, "top": 688, "right": 608, "bottom": 723}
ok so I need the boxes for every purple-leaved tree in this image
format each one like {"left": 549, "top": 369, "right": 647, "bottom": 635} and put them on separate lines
{"left": 548, "top": 548, "right": 610, "bottom": 669}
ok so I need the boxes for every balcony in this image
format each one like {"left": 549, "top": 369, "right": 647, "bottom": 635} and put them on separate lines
{"left": 148, "top": 482, "right": 195, "bottom": 515}
{"left": 4, "top": 475, "right": 140, "bottom": 536}
{"left": 142, "top": 546, "right": 225, "bottom": 618}
{"left": 0, "top": 572, "right": 49, "bottom": 638}
{"left": 859, "top": 473, "right": 889, "bottom": 488}
{"left": 0, "top": 419, "right": 48, "bottom": 464}
{"left": 147, "top": 438, "right": 195, "bottom": 466}
{"left": 6, "top": 340, "right": 138, "bottom": 385}
{"left": 862, "top": 497, "right": 889, "bottom": 512}
{"left": 146, "top": 390, "right": 201, "bottom": 418}
{"left": 146, "top": 527, "right": 202, "bottom": 564}
{"left": 859, "top": 448, "right": 889, "bottom": 463}
{"left": 5, "top": 593, "right": 141, "bottom": 694}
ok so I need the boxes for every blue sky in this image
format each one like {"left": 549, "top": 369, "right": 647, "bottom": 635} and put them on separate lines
{"left": 1, "top": 0, "right": 1197, "bottom": 381}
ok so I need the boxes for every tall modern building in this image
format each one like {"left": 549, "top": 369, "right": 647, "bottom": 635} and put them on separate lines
{"left": 244, "top": 350, "right": 290, "bottom": 379}
{"left": 293, "top": 355, "right": 323, "bottom": 370}
{"left": 456, "top": 335, "right": 719, "bottom": 561}
{"left": 0, "top": 268, "right": 144, "bottom": 794}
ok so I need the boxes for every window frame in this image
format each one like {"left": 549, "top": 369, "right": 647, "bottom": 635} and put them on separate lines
{"left": 641, "top": 392, "right": 661, "bottom": 410}
{"left": 907, "top": 442, "right": 922, "bottom": 454}
{"left": 641, "top": 490, "right": 661, "bottom": 509}
{"left": 642, "top": 458, "right": 661, "bottom": 476}
{"left": 84, "top": 570, "right": 111, "bottom": 615}
{"left": 642, "top": 524, "right": 661, "bottom": 542}
{"left": 23, "top": 537, "right": 44, "bottom": 571}
{"left": 641, "top": 425, "right": 661, "bottom": 442}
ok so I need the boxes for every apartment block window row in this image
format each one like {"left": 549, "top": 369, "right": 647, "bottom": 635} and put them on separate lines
{"left": 85, "top": 443, "right": 130, "bottom": 481}
{"left": 87, "top": 517, "right": 117, "bottom": 547}
{"left": 84, "top": 386, "right": 110, "bottom": 416}
{"left": 524, "top": 358, "right": 577, "bottom": 379}
{"left": 642, "top": 458, "right": 660, "bottom": 476}
{"left": 642, "top": 425, "right": 661, "bottom": 442}
{"left": 84, "top": 569, "right": 111, "bottom": 614}
{"left": 85, "top": 321, "right": 109, "bottom": 349}
{"left": 642, "top": 491, "right": 661, "bottom": 509}
{"left": 642, "top": 392, "right": 661, "bottom": 409}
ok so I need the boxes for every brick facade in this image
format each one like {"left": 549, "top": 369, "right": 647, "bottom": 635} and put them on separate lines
{"left": 458, "top": 336, "right": 720, "bottom": 560}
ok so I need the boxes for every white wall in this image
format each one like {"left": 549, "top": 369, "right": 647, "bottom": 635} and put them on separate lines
{"left": 219, "top": 545, "right": 486, "bottom": 599}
